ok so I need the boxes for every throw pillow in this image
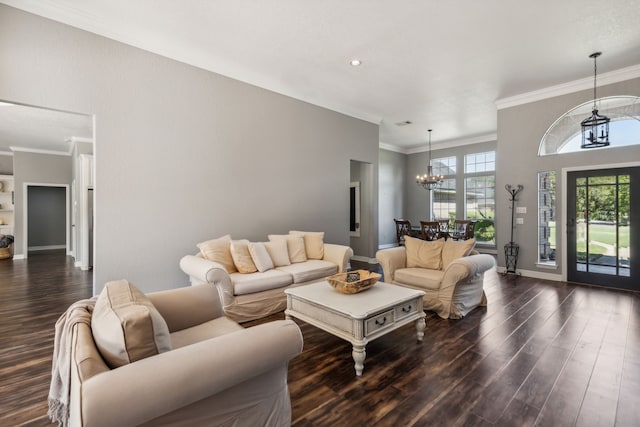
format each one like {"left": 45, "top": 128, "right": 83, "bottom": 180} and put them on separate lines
{"left": 289, "top": 231, "right": 324, "bottom": 260}
{"left": 196, "top": 234, "right": 237, "bottom": 273}
{"left": 441, "top": 238, "right": 476, "bottom": 270}
{"left": 405, "top": 236, "right": 445, "bottom": 270}
{"left": 263, "top": 239, "right": 291, "bottom": 267}
{"left": 248, "top": 242, "right": 274, "bottom": 273}
{"left": 230, "top": 239, "right": 258, "bottom": 274}
{"left": 91, "top": 279, "right": 172, "bottom": 369}
{"left": 268, "top": 234, "right": 307, "bottom": 263}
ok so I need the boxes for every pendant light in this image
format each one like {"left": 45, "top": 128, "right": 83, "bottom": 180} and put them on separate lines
{"left": 416, "top": 129, "right": 444, "bottom": 190}
{"left": 580, "top": 52, "right": 610, "bottom": 149}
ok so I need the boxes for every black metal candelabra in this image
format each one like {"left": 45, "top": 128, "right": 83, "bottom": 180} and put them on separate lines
{"left": 504, "top": 184, "right": 523, "bottom": 275}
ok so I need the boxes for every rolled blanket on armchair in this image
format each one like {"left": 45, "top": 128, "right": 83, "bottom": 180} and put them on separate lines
{"left": 48, "top": 298, "right": 96, "bottom": 426}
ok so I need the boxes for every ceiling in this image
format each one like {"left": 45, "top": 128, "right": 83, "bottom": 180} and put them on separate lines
{"left": 2, "top": 0, "right": 640, "bottom": 152}
{"left": 0, "top": 101, "right": 92, "bottom": 154}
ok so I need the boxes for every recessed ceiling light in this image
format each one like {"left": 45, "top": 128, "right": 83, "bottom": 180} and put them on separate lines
{"left": 349, "top": 59, "right": 362, "bottom": 67}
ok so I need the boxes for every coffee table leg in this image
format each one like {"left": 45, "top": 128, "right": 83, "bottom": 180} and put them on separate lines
{"left": 416, "top": 317, "right": 426, "bottom": 341}
{"left": 352, "top": 344, "right": 366, "bottom": 376}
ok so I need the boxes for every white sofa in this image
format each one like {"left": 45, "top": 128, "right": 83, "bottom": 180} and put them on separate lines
{"left": 180, "top": 232, "right": 353, "bottom": 323}
{"left": 376, "top": 236, "right": 496, "bottom": 319}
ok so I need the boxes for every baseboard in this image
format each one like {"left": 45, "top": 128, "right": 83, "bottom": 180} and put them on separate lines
{"left": 351, "top": 255, "right": 379, "bottom": 264}
{"left": 496, "top": 266, "right": 563, "bottom": 282}
{"left": 377, "top": 243, "right": 397, "bottom": 250}
{"left": 28, "top": 245, "right": 66, "bottom": 252}
{"left": 13, "top": 253, "right": 25, "bottom": 260}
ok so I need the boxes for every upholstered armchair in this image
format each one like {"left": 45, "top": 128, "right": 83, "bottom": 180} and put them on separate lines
{"left": 60, "top": 282, "right": 303, "bottom": 426}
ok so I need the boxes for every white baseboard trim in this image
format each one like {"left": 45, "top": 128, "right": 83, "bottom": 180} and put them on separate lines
{"left": 351, "top": 255, "right": 379, "bottom": 264}
{"left": 377, "top": 243, "right": 397, "bottom": 250}
{"left": 497, "top": 266, "right": 563, "bottom": 282}
{"left": 75, "top": 261, "right": 82, "bottom": 267}
{"left": 28, "top": 245, "right": 66, "bottom": 252}
{"left": 13, "top": 253, "right": 25, "bottom": 260}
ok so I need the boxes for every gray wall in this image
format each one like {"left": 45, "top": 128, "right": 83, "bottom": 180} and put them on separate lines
{"left": 497, "top": 77, "right": 640, "bottom": 276}
{"left": 0, "top": 5, "right": 379, "bottom": 294}
{"left": 378, "top": 148, "right": 406, "bottom": 247}
{"left": 13, "top": 152, "right": 72, "bottom": 254}
{"left": 349, "top": 160, "right": 377, "bottom": 258}
{"left": 0, "top": 154, "right": 12, "bottom": 174}
{"left": 27, "top": 186, "right": 66, "bottom": 248}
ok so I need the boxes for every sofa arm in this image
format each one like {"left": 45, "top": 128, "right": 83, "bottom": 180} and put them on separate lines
{"left": 80, "top": 320, "right": 303, "bottom": 427}
{"left": 438, "top": 254, "right": 496, "bottom": 317}
{"left": 323, "top": 243, "right": 354, "bottom": 273}
{"left": 375, "top": 247, "right": 407, "bottom": 282}
{"left": 180, "top": 255, "right": 235, "bottom": 308}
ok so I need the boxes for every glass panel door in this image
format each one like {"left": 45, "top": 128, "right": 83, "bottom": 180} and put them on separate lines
{"left": 567, "top": 167, "right": 638, "bottom": 290}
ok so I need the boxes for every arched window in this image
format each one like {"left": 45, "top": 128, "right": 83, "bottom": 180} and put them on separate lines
{"left": 538, "top": 96, "right": 640, "bottom": 156}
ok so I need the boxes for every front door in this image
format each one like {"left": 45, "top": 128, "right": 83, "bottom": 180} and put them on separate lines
{"left": 567, "top": 167, "right": 639, "bottom": 290}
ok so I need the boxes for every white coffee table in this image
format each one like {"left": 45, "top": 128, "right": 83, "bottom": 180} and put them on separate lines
{"left": 285, "top": 280, "right": 426, "bottom": 376}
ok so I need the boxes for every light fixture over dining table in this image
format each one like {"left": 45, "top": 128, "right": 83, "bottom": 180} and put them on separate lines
{"left": 416, "top": 129, "right": 444, "bottom": 191}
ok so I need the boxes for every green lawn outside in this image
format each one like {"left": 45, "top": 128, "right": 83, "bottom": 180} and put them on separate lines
{"left": 575, "top": 223, "right": 630, "bottom": 256}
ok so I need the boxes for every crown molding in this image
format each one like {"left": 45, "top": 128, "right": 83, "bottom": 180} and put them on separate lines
{"left": 404, "top": 133, "right": 497, "bottom": 155}
{"left": 0, "top": 151, "right": 14, "bottom": 156}
{"left": 68, "top": 136, "right": 94, "bottom": 144}
{"left": 10, "top": 146, "right": 72, "bottom": 156}
{"left": 496, "top": 64, "right": 640, "bottom": 110}
{"left": 381, "top": 133, "right": 497, "bottom": 154}
{"left": 379, "top": 142, "right": 407, "bottom": 154}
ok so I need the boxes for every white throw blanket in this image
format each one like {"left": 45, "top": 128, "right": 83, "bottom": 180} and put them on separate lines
{"left": 48, "top": 298, "right": 96, "bottom": 426}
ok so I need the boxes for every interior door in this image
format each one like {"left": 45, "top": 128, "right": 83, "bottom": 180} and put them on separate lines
{"left": 567, "top": 167, "right": 639, "bottom": 290}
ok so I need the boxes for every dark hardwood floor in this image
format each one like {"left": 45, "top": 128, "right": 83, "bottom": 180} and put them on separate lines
{"left": 1, "top": 251, "right": 639, "bottom": 426}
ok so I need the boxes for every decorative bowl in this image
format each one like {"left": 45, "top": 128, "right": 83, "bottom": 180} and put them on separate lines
{"left": 326, "top": 270, "right": 381, "bottom": 294}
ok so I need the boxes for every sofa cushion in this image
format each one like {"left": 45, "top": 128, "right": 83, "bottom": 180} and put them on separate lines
{"left": 248, "top": 242, "right": 274, "bottom": 273}
{"left": 230, "top": 239, "right": 258, "bottom": 274}
{"left": 231, "top": 269, "right": 293, "bottom": 295}
{"left": 441, "top": 238, "right": 476, "bottom": 270}
{"left": 393, "top": 268, "right": 445, "bottom": 290}
{"left": 91, "top": 279, "right": 172, "bottom": 368}
{"left": 268, "top": 234, "right": 307, "bottom": 263}
{"left": 276, "top": 259, "right": 338, "bottom": 284}
{"left": 170, "top": 316, "right": 244, "bottom": 349}
{"left": 263, "top": 239, "right": 291, "bottom": 267}
{"left": 289, "top": 231, "right": 324, "bottom": 260}
{"left": 405, "top": 236, "right": 445, "bottom": 270}
{"left": 197, "top": 234, "right": 237, "bottom": 273}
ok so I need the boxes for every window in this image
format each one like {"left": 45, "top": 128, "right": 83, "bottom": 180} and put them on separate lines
{"left": 432, "top": 178, "right": 456, "bottom": 220}
{"left": 465, "top": 151, "right": 495, "bottom": 173}
{"left": 538, "top": 171, "right": 556, "bottom": 265}
{"left": 464, "top": 152, "right": 496, "bottom": 245}
{"left": 431, "top": 157, "right": 456, "bottom": 220}
{"left": 539, "top": 96, "right": 640, "bottom": 156}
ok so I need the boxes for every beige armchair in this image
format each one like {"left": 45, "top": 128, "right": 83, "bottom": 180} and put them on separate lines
{"left": 65, "top": 283, "right": 303, "bottom": 426}
{"left": 376, "top": 238, "right": 496, "bottom": 319}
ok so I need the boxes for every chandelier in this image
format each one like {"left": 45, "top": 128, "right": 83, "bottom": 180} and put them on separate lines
{"left": 580, "top": 52, "right": 610, "bottom": 149}
{"left": 416, "top": 129, "right": 443, "bottom": 190}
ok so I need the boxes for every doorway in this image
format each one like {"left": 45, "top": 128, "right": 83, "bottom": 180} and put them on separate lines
{"left": 26, "top": 185, "right": 67, "bottom": 253}
{"left": 566, "top": 166, "right": 639, "bottom": 290}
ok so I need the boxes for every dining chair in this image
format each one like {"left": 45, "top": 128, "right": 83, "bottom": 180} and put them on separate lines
{"left": 394, "top": 218, "right": 416, "bottom": 246}
{"left": 419, "top": 221, "right": 440, "bottom": 241}
{"left": 435, "top": 218, "right": 451, "bottom": 239}
{"left": 451, "top": 220, "right": 471, "bottom": 240}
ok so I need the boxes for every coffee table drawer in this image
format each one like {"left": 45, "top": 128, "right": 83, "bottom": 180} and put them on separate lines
{"left": 395, "top": 300, "right": 420, "bottom": 320}
{"left": 365, "top": 309, "right": 394, "bottom": 334}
